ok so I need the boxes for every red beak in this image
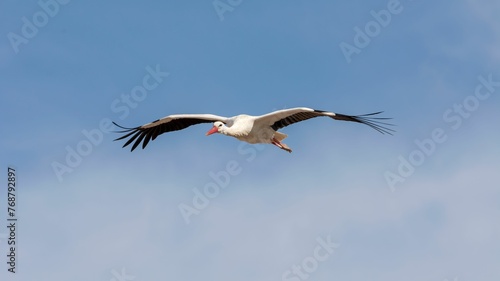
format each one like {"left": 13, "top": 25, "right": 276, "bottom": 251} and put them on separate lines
{"left": 206, "top": 126, "right": 218, "bottom": 136}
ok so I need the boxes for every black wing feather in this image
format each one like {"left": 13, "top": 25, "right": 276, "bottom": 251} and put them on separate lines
{"left": 271, "top": 111, "right": 324, "bottom": 130}
{"left": 271, "top": 110, "right": 395, "bottom": 135}
{"left": 332, "top": 112, "right": 395, "bottom": 135}
{"left": 113, "top": 118, "right": 217, "bottom": 151}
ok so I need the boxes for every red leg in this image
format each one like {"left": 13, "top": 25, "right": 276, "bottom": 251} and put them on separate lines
{"left": 271, "top": 137, "right": 292, "bottom": 153}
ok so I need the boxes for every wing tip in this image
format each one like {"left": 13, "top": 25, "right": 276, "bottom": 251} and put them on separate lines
{"left": 333, "top": 112, "right": 396, "bottom": 135}
{"left": 112, "top": 121, "right": 141, "bottom": 132}
{"left": 112, "top": 122, "right": 149, "bottom": 151}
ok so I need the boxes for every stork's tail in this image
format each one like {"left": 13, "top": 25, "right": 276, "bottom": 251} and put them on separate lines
{"left": 273, "top": 131, "right": 288, "bottom": 141}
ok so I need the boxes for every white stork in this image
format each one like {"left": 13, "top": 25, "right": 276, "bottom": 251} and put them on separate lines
{"left": 113, "top": 107, "right": 394, "bottom": 153}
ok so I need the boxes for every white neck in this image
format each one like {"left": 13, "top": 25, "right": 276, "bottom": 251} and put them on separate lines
{"left": 221, "top": 124, "right": 250, "bottom": 138}
{"left": 219, "top": 125, "right": 233, "bottom": 136}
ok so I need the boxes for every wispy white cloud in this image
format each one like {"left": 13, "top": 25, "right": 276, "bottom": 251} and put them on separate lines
{"left": 9, "top": 127, "right": 499, "bottom": 281}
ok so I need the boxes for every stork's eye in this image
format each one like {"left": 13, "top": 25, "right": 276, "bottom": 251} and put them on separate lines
{"left": 218, "top": 124, "right": 223, "bottom": 127}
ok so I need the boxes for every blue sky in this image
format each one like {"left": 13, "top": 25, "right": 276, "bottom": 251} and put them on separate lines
{"left": 1, "top": 0, "right": 499, "bottom": 280}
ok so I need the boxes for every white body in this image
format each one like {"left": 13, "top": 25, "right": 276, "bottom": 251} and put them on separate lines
{"left": 217, "top": 114, "right": 287, "bottom": 144}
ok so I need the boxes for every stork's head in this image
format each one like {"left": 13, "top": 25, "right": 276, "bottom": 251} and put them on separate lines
{"left": 206, "top": 121, "right": 225, "bottom": 136}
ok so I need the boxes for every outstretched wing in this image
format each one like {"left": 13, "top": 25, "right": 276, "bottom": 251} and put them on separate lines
{"left": 256, "top": 107, "right": 395, "bottom": 135}
{"left": 113, "top": 114, "right": 229, "bottom": 151}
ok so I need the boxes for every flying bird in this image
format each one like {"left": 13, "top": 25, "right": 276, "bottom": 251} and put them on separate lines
{"left": 113, "top": 107, "right": 394, "bottom": 153}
